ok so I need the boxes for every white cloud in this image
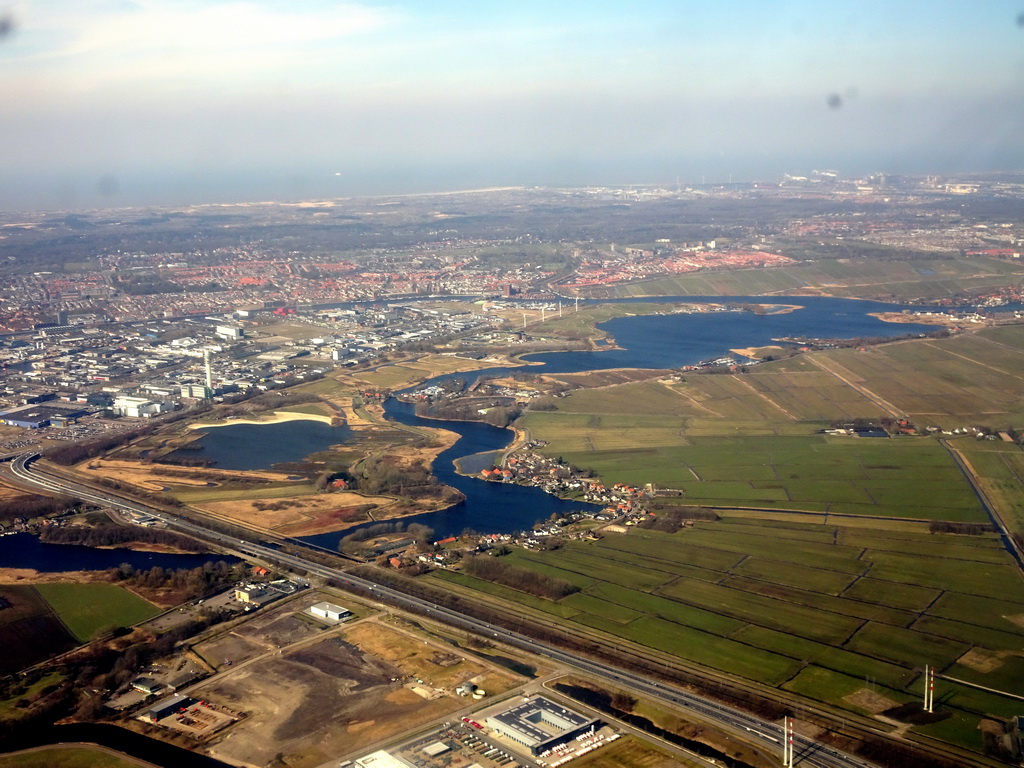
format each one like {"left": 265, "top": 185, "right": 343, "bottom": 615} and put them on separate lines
{"left": 7, "top": 0, "right": 401, "bottom": 89}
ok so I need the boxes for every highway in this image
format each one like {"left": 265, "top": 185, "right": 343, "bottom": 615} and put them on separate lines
{"left": 9, "top": 452, "right": 874, "bottom": 768}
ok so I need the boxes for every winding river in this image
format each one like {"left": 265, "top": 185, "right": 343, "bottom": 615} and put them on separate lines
{"left": 299, "top": 295, "right": 937, "bottom": 545}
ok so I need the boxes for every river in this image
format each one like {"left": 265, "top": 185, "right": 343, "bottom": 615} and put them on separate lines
{"left": 297, "top": 296, "right": 937, "bottom": 544}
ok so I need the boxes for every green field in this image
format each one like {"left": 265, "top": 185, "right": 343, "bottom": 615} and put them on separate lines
{"left": 603, "top": 256, "right": 1024, "bottom": 303}
{"left": 33, "top": 584, "right": 160, "bottom": 642}
{"left": 0, "top": 747, "right": 146, "bottom": 768}
{"left": 521, "top": 326, "right": 1024, "bottom": 531}
{"left": 432, "top": 516, "right": 1024, "bottom": 752}
{"left": 172, "top": 481, "right": 317, "bottom": 503}
{"left": 0, "top": 586, "right": 77, "bottom": 674}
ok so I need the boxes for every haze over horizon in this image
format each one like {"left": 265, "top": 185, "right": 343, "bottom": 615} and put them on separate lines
{"left": 2, "top": 0, "right": 1023, "bottom": 211}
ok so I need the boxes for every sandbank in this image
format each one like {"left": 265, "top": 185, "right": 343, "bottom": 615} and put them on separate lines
{"left": 188, "top": 410, "right": 334, "bottom": 430}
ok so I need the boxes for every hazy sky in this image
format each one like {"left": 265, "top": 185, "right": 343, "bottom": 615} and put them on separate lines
{"left": 2, "top": 0, "right": 1023, "bottom": 210}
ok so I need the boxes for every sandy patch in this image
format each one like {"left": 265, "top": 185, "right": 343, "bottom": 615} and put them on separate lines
{"left": 1006, "top": 613, "right": 1024, "bottom": 629}
{"left": 196, "top": 492, "right": 398, "bottom": 536}
{"left": 330, "top": 396, "right": 376, "bottom": 427}
{"left": 958, "top": 647, "right": 1012, "bottom": 673}
{"left": 189, "top": 410, "right": 333, "bottom": 429}
{"left": 844, "top": 688, "right": 900, "bottom": 714}
{"left": 0, "top": 567, "right": 112, "bottom": 584}
{"left": 869, "top": 311, "right": 965, "bottom": 327}
{"left": 731, "top": 345, "right": 786, "bottom": 359}
{"left": 72, "top": 458, "right": 299, "bottom": 494}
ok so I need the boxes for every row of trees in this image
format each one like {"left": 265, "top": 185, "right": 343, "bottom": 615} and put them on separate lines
{"left": 109, "top": 560, "right": 247, "bottom": 597}
{"left": 337, "top": 521, "right": 434, "bottom": 555}
{"left": 928, "top": 521, "right": 993, "bottom": 535}
{"left": 639, "top": 505, "right": 719, "bottom": 533}
{"left": 355, "top": 455, "right": 436, "bottom": 496}
{"left": 0, "top": 493, "right": 78, "bottom": 523}
{"left": 39, "top": 521, "right": 205, "bottom": 552}
{"left": 462, "top": 554, "right": 579, "bottom": 599}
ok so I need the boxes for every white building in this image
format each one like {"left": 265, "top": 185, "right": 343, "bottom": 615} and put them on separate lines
{"left": 113, "top": 395, "right": 172, "bottom": 418}
{"left": 310, "top": 601, "right": 352, "bottom": 622}
{"left": 216, "top": 325, "right": 244, "bottom": 340}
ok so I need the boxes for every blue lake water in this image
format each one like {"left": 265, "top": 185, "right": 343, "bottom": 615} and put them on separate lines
{"left": 0, "top": 532, "right": 240, "bottom": 573}
{"left": 189, "top": 419, "right": 351, "bottom": 471}
{"left": 298, "top": 296, "right": 939, "bottom": 545}
{"left": 300, "top": 399, "right": 598, "bottom": 548}
{"left": 399, "top": 296, "right": 936, "bottom": 385}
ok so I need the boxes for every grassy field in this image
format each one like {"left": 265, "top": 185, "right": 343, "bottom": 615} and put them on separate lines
{"left": 522, "top": 326, "right": 1024, "bottom": 528}
{"left": 954, "top": 441, "right": 1024, "bottom": 534}
{"left": 33, "top": 584, "right": 160, "bottom": 642}
{"left": 569, "top": 736, "right": 702, "bottom": 768}
{"left": 603, "top": 257, "right": 1024, "bottom": 302}
{"left": 352, "top": 354, "right": 511, "bottom": 390}
{"left": 173, "top": 481, "right": 318, "bottom": 504}
{"left": 0, "top": 753, "right": 151, "bottom": 768}
{"left": 531, "top": 303, "right": 665, "bottom": 341}
{"left": 431, "top": 516, "right": 1024, "bottom": 752}
{"left": 0, "top": 748, "right": 149, "bottom": 768}
{"left": 0, "top": 586, "right": 77, "bottom": 674}
{"left": 521, "top": 422, "right": 988, "bottom": 521}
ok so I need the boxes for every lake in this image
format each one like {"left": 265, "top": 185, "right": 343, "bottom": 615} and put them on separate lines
{"left": 297, "top": 296, "right": 938, "bottom": 544}
{"left": 0, "top": 533, "right": 240, "bottom": 573}
{"left": 188, "top": 418, "right": 351, "bottom": 471}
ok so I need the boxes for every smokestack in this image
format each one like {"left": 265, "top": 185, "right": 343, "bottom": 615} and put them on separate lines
{"left": 924, "top": 665, "right": 935, "bottom": 713}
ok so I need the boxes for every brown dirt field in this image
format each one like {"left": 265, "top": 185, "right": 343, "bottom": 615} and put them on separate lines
{"left": 193, "top": 592, "right": 340, "bottom": 669}
{"left": 0, "top": 483, "right": 30, "bottom": 500}
{"left": 198, "top": 633, "right": 459, "bottom": 768}
{"left": 194, "top": 492, "right": 400, "bottom": 537}
{"left": 329, "top": 395, "right": 376, "bottom": 427}
{"left": 0, "top": 567, "right": 111, "bottom": 585}
{"left": 344, "top": 619, "right": 520, "bottom": 694}
{"left": 75, "top": 459, "right": 298, "bottom": 492}
{"left": 844, "top": 688, "right": 901, "bottom": 714}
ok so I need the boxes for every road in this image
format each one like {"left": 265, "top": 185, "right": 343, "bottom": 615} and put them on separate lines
{"left": 8, "top": 452, "right": 875, "bottom": 768}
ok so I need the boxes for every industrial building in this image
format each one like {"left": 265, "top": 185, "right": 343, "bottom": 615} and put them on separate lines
{"left": 485, "top": 696, "right": 599, "bottom": 756}
{"left": 143, "top": 693, "right": 192, "bottom": 723}
{"left": 0, "top": 403, "right": 88, "bottom": 428}
{"left": 352, "top": 750, "right": 416, "bottom": 768}
{"left": 309, "top": 601, "right": 352, "bottom": 622}
{"left": 112, "top": 395, "right": 173, "bottom": 418}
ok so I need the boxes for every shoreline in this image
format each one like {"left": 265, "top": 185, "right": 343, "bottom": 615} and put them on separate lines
{"left": 188, "top": 410, "right": 335, "bottom": 430}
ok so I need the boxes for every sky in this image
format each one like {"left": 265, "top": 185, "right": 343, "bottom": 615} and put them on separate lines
{"left": 1, "top": 0, "right": 1023, "bottom": 210}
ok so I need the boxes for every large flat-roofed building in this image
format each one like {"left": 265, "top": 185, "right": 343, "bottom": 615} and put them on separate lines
{"left": 309, "top": 601, "right": 352, "bottom": 622}
{"left": 353, "top": 750, "right": 416, "bottom": 768}
{"left": 485, "top": 696, "right": 599, "bottom": 756}
{"left": 142, "top": 693, "right": 191, "bottom": 722}
{"left": 0, "top": 404, "right": 88, "bottom": 429}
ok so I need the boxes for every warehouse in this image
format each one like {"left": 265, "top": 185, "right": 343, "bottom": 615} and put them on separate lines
{"left": 309, "top": 601, "right": 352, "bottom": 622}
{"left": 143, "top": 693, "right": 192, "bottom": 723}
{"left": 485, "top": 696, "right": 598, "bottom": 756}
{"left": 0, "top": 404, "right": 87, "bottom": 428}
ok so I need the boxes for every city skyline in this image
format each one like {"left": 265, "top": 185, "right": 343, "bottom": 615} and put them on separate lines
{"left": 2, "top": 0, "right": 1023, "bottom": 210}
